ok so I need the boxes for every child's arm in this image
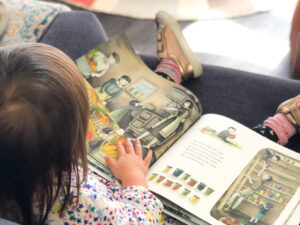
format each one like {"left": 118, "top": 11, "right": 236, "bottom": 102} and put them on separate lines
{"left": 104, "top": 139, "right": 163, "bottom": 224}
{"left": 48, "top": 140, "right": 162, "bottom": 224}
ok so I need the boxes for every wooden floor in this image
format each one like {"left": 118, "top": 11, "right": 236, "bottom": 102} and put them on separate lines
{"left": 63, "top": 1, "right": 297, "bottom": 79}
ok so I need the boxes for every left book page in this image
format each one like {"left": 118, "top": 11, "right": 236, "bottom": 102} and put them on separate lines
{"left": 76, "top": 33, "right": 202, "bottom": 177}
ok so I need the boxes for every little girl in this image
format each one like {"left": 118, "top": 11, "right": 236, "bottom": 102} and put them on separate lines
{"left": 0, "top": 43, "right": 162, "bottom": 225}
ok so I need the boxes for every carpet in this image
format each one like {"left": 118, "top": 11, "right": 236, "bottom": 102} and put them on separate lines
{"left": 57, "top": 0, "right": 287, "bottom": 20}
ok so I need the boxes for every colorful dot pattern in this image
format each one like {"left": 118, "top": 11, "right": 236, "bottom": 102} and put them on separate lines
{"left": 47, "top": 171, "right": 176, "bottom": 224}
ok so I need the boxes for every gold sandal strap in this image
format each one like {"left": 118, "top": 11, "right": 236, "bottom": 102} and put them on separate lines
{"left": 289, "top": 100, "right": 300, "bottom": 128}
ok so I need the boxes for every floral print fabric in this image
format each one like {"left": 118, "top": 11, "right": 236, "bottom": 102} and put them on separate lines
{"left": 47, "top": 173, "right": 176, "bottom": 225}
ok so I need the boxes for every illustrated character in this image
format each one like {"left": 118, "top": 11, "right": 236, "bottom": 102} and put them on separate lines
{"left": 88, "top": 107, "right": 124, "bottom": 151}
{"left": 110, "top": 100, "right": 142, "bottom": 128}
{"left": 137, "top": 99, "right": 194, "bottom": 149}
{"left": 249, "top": 202, "right": 273, "bottom": 223}
{"left": 261, "top": 148, "right": 281, "bottom": 168}
{"left": 76, "top": 51, "right": 120, "bottom": 79}
{"left": 97, "top": 75, "right": 131, "bottom": 105}
{"left": 224, "top": 161, "right": 272, "bottom": 211}
{"left": 217, "top": 127, "right": 236, "bottom": 143}
{"left": 88, "top": 128, "right": 124, "bottom": 151}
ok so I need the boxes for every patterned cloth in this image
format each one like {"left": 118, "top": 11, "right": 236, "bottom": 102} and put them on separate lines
{"left": 47, "top": 172, "right": 176, "bottom": 225}
{"left": 252, "top": 124, "right": 280, "bottom": 143}
{"left": 0, "top": 0, "right": 70, "bottom": 45}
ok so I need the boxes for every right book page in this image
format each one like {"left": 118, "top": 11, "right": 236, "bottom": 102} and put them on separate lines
{"left": 147, "top": 114, "right": 300, "bottom": 225}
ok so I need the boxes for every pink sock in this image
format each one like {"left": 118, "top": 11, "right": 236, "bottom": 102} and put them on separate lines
{"left": 155, "top": 59, "right": 182, "bottom": 84}
{"left": 263, "top": 113, "right": 296, "bottom": 145}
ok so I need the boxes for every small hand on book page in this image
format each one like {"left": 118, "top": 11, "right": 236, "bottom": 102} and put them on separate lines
{"left": 105, "top": 138, "right": 152, "bottom": 188}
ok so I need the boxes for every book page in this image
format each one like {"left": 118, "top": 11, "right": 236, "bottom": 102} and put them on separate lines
{"left": 148, "top": 114, "right": 300, "bottom": 225}
{"left": 76, "top": 33, "right": 202, "bottom": 176}
{"left": 285, "top": 202, "right": 300, "bottom": 225}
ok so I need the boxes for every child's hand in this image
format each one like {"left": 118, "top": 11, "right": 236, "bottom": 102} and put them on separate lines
{"left": 104, "top": 138, "right": 152, "bottom": 188}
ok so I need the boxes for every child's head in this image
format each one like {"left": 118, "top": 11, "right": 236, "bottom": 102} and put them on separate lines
{"left": 0, "top": 43, "right": 89, "bottom": 224}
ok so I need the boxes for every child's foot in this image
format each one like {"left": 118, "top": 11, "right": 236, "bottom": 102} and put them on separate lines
{"left": 276, "top": 94, "right": 300, "bottom": 131}
{"left": 258, "top": 95, "right": 299, "bottom": 145}
{"left": 155, "top": 11, "right": 203, "bottom": 81}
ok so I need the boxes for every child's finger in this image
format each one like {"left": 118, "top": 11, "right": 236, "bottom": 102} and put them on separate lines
{"left": 116, "top": 142, "right": 126, "bottom": 157}
{"left": 143, "top": 150, "right": 152, "bottom": 168}
{"left": 104, "top": 155, "right": 116, "bottom": 169}
{"left": 125, "top": 138, "right": 134, "bottom": 154}
{"left": 134, "top": 139, "right": 143, "bottom": 158}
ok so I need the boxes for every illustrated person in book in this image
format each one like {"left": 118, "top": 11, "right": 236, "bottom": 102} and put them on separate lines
{"left": 224, "top": 161, "right": 272, "bottom": 211}
{"left": 249, "top": 202, "right": 273, "bottom": 224}
{"left": 97, "top": 75, "right": 131, "bottom": 105}
{"left": 260, "top": 148, "right": 281, "bottom": 168}
{"left": 217, "top": 127, "right": 237, "bottom": 143}
{"left": 88, "top": 107, "right": 125, "bottom": 150}
{"left": 88, "top": 127, "right": 125, "bottom": 150}
{"left": 110, "top": 100, "right": 143, "bottom": 127}
{"left": 89, "top": 109, "right": 114, "bottom": 137}
{"left": 76, "top": 51, "right": 120, "bottom": 79}
{"left": 137, "top": 99, "right": 194, "bottom": 149}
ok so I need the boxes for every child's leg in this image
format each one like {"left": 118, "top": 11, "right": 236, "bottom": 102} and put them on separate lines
{"left": 154, "top": 11, "right": 203, "bottom": 84}
{"left": 252, "top": 124, "right": 280, "bottom": 143}
{"left": 253, "top": 95, "right": 299, "bottom": 145}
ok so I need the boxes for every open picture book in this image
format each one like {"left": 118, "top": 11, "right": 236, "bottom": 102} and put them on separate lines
{"left": 76, "top": 33, "right": 300, "bottom": 225}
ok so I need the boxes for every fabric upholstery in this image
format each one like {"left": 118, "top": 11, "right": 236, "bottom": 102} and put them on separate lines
{"left": 39, "top": 10, "right": 108, "bottom": 61}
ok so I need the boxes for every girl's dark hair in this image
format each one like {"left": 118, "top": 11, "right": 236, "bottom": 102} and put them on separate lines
{"left": 0, "top": 43, "right": 89, "bottom": 224}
